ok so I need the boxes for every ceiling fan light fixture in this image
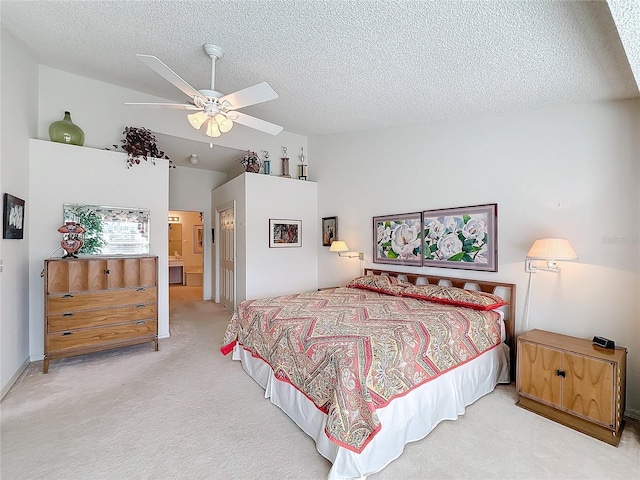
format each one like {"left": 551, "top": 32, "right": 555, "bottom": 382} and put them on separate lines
{"left": 205, "top": 120, "right": 221, "bottom": 138}
{"left": 187, "top": 111, "right": 208, "bottom": 129}
{"left": 215, "top": 113, "right": 234, "bottom": 133}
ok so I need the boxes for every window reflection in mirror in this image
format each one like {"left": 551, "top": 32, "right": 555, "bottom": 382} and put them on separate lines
{"left": 168, "top": 223, "right": 182, "bottom": 257}
{"left": 63, "top": 203, "right": 150, "bottom": 256}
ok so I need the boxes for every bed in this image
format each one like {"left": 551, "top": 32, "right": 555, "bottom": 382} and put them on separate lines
{"left": 221, "top": 268, "right": 516, "bottom": 479}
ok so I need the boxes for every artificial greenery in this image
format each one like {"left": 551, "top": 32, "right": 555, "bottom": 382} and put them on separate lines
{"left": 239, "top": 150, "right": 262, "bottom": 173}
{"left": 107, "top": 127, "right": 174, "bottom": 168}
{"left": 69, "top": 208, "right": 106, "bottom": 254}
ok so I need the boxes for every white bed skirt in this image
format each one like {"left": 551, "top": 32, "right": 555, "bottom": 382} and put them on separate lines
{"left": 232, "top": 342, "right": 510, "bottom": 480}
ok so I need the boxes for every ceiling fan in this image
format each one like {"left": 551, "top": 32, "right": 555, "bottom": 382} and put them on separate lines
{"left": 126, "top": 43, "right": 283, "bottom": 137}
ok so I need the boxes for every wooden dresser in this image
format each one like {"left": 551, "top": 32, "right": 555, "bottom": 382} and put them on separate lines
{"left": 43, "top": 256, "right": 158, "bottom": 373}
{"left": 516, "top": 329, "right": 627, "bottom": 446}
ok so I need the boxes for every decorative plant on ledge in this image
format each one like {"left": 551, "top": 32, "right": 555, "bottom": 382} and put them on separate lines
{"left": 239, "top": 150, "right": 262, "bottom": 173}
{"left": 107, "top": 127, "right": 175, "bottom": 168}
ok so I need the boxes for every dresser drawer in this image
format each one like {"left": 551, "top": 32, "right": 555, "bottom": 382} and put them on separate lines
{"left": 46, "top": 319, "right": 157, "bottom": 353}
{"left": 47, "top": 287, "right": 157, "bottom": 314}
{"left": 47, "top": 304, "right": 157, "bottom": 332}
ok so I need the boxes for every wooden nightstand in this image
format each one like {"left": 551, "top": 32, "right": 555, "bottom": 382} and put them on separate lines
{"left": 516, "top": 329, "right": 627, "bottom": 446}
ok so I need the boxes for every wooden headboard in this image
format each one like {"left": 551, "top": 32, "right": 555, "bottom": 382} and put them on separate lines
{"left": 365, "top": 268, "right": 517, "bottom": 379}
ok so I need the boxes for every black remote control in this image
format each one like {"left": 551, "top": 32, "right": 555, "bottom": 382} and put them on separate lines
{"left": 592, "top": 336, "right": 615, "bottom": 349}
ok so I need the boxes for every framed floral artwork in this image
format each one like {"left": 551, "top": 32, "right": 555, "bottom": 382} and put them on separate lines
{"left": 269, "top": 219, "right": 302, "bottom": 248}
{"left": 373, "top": 212, "right": 422, "bottom": 266}
{"left": 422, "top": 204, "right": 497, "bottom": 271}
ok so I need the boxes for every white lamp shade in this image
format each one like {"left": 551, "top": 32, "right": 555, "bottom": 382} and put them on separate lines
{"left": 329, "top": 241, "right": 349, "bottom": 253}
{"left": 187, "top": 111, "right": 208, "bottom": 129}
{"left": 215, "top": 113, "right": 234, "bottom": 133}
{"left": 205, "top": 120, "right": 221, "bottom": 138}
{"left": 526, "top": 238, "right": 577, "bottom": 260}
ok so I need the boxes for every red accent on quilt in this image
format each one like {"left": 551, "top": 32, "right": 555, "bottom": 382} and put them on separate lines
{"left": 221, "top": 287, "right": 502, "bottom": 453}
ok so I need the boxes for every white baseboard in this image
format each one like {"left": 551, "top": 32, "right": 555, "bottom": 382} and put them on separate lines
{"left": 1, "top": 358, "right": 30, "bottom": 401}
{"left": 624, "top": 409, "right": 640, "bottom": 420}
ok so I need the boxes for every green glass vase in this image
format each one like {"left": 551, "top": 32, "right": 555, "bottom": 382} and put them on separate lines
{"left": 49, "top": 111, "right": 85, "bottom": 146}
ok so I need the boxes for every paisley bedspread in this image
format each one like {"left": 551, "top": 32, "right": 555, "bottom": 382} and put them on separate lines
{"left": 221, "top": 287, "right": 502, "bottom": 453}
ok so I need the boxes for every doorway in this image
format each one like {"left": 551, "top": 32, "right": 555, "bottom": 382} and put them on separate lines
{"left": 168, "top": 210, "right": 204, "bottom": 302}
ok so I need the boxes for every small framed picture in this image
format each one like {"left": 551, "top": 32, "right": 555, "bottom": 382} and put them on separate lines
{"left": 322, "top": 216, "right": 337, "bottom": 247}
{"left": 3, "top": 193, "right": 25, "bottom": 240}
{"left": 194, "top": 225, "right": 204, "bottom": 253}
{"left": 269, "top": 219, "right": 302, "bottom": 248}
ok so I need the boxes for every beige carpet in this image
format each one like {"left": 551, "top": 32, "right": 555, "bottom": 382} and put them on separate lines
{"left": 1, "top": 285, "right": 638, "bottom": 480}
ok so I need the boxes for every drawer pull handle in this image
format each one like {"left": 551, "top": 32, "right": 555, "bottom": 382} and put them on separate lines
{"left": 136, "top": 287, "right": 145, "bottom": 291}
{"left": 62, "top": 332, "right": 73, "bottom": 336}
{"left": 104, "top": 269, "right": 110, "bottom": 275}
{"left": 63, "top": 313, "right": 74, "bottom": 317}
{"left": 136, "top": 304, "right": 145, "bottom": 308}
{"left": 62, "top": 294, "right": 74, "bottom": 298}
{"left": 556, "top": 369, "right": 566, "bottom": 378}
{"left": 136, "top": 321, "right": 145, "bottom": 325}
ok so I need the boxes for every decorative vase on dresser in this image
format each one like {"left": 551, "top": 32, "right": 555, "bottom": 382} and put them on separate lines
{"left": 516, "top": 329, "right": 627, "bottom": 446}
{"left": 43, "top": 255, "right": 158, "bottom": 373}
{"left": 48, "top": 111, "right": 85, "bottom": 146}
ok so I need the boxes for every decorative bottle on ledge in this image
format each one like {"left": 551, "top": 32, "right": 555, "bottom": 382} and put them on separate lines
{"left": 49, "top": 111, "right": 85, "bottom": 146}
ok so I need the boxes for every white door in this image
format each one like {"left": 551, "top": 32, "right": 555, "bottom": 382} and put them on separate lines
{"left": 219, "top": 207, "right": 235, "bottom": 312}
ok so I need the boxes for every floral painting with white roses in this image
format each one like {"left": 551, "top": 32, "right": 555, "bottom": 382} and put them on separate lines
{"left": 373, "top": 213, "right": 423, "bottom": 266}
{"left": 422, "top": 204, "right": 497, "bottom": 271}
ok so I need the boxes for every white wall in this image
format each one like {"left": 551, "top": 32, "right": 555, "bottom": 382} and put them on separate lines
{"left": 28, "top": 140, "right": 170, "bottom": 360}
{"left": 310, "top": 98, "right": 640, "bottom": 416}
{"left": 211, "top": 174, "right": 318, "bottom": 306}
{"left": 169, "top": 166, "right": 227, "bottom": 299}
{"left": 0, "top": 27, "right": 39, "bottom": 397}
{"left": 245, "top": 174, "right": 318, "bottom": 299}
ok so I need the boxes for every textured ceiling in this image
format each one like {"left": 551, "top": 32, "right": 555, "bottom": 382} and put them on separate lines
{"left": 2, "top": 0, "right": 638, "bottom": 168}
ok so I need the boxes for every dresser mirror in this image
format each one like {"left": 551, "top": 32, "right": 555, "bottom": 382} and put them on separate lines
{"left": 63, "top": 203, "right": 150, "bottom": 255}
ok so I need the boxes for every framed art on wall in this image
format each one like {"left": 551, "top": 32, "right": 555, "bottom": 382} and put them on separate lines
{"left": 269, "top": 219, "right": 302, "bottom": 248}
{"left": 373, "top": 212, "right": 422, "bottom": 266}
{"left": 422, "top": 203, "right": 497, "bottom": 271}
{"left": 194, "top": 225, "right": 204, "bottom": 253}
{"left": 322, "top": 216, "right": 337, "bottom": 246}
{"left": 3, "top": 193, "right": 25, "bottom": 240}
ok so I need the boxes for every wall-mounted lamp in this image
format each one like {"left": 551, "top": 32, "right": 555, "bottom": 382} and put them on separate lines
{"left": 525, "top": 238, "right": 578, "bottom": 273}
{"left": 168, "top": 216, "right": 180, "bottom": 222}
{"left": 523, "top": 237, "right": 577, "bottom": 331}
{"left": 329, "top": 241, "right": 364, "bottom": 260}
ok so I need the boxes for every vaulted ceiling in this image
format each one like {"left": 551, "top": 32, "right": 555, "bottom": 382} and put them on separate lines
{"left": 2, "top": 1, "right": 638, "bottom": 167}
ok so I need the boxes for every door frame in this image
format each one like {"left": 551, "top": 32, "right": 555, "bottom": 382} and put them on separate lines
{"left": 213, "top": 201, "right": 235, "bottom": 307}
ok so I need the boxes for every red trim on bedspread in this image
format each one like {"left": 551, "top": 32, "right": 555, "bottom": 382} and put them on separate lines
{"left": 220, "top": 340, "right": 236, "bottom": 356}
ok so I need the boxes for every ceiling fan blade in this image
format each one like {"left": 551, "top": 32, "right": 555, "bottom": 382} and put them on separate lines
{"left": 125, "top": 102, "right": 199, "bottom": 110}
{"left": 232, "top": 112, "right": 283, "bottom": 136}
{"left": 220, "top": 82, "right": 278, "bottom": 110}
{"left": 136, "top": 54, "right": 209, "bottom": 103}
